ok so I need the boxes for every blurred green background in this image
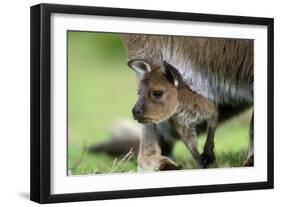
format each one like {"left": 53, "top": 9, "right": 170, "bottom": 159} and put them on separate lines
{"left": 67, "top": 31, "right": 252, "bottom": 175}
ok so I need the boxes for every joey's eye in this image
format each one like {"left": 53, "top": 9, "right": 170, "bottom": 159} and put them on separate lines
{"left": 152, "top": 90, "right": 164, "bottom": 99}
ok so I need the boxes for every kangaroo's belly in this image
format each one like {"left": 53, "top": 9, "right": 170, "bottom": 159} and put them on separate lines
{"left": 177, "top": 65, "right": 253, "bottom": 105}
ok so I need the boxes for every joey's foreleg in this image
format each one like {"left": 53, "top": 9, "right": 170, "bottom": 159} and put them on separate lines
{"left": 200, "top": 117, "right": 217, "bottom": 168}
{"left": 181, "top": 127, "right": 203, "bottom": 168}
{"left": 138, "top": 124, "right": 181, "bottom": 171}
{"left": 156, "top": 120, "right": 179, "bottom": 158}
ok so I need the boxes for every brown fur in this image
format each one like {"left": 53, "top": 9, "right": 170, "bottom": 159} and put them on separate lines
{"left": 130, "top": 60, "right": 218, "bottom": 168}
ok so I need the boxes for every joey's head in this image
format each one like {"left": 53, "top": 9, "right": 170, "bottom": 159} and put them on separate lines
{"left": 128, "top": 59, "right": 184, "bottom": 124}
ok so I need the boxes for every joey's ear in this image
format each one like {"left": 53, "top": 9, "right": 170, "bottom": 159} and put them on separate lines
{"left": 161, "top": 61, "right": 182, "bottom": 87}
{"left": 127, "top": 59, "right": 151, "bottom": 77}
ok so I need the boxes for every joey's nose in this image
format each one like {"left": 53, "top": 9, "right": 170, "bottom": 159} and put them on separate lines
{"left": 132, "top": 106, "right": 143, "bottom": 119}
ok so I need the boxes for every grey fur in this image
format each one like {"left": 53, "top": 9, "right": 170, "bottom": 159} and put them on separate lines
{"left": 123, "top": 35, "right": 253, "bottom": 105}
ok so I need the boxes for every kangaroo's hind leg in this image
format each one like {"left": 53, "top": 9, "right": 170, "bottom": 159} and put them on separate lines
{"left": 244, "top": 112, "right": 254, "bottom": 166}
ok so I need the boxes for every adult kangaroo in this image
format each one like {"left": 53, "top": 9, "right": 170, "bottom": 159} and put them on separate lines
{"left": 122, "top": 34, "right": 254, "bottom": 171}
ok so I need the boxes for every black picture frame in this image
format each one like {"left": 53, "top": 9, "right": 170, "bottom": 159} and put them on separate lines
{"left": 30, "top": 3, "right": 274, "bottom": 204}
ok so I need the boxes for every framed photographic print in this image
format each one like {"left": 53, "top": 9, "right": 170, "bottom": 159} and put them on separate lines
{"left": 30, "top": 3, "right": 274, "bottom": 203}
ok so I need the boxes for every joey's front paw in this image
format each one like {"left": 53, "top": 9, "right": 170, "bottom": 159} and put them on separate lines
{"left": 200, "top": 152, "right": 216, "bottom": 168}
{"left": 138, "top": 155, "right": 182, "bottom": 172}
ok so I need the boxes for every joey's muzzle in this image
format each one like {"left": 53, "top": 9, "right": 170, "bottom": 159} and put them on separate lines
{"left": 132, "top": 105, "right": 146, "bottom": 122}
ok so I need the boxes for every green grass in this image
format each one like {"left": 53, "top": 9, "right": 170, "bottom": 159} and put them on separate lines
{"left": 67, "top": 31, "right": 252, "bottom": 175}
